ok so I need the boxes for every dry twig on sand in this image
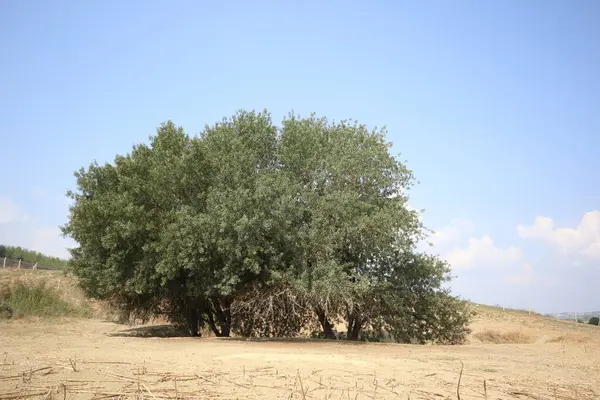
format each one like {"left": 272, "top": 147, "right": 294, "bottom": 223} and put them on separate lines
{"left": 1, "top": 358, "right": 598, "bottom": 400}
{"left": 456, "top": 361, "right": 464, "bottom": 400}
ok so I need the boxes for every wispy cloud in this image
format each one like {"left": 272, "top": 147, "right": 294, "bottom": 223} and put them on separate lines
{"left": 518, "top": 211, "right": 600, "bottom": 261}
{"left": 423, "top": 218, "right": 522, "bottom": 270}
{"left": 0, "top": 195, "right": 74, "bottom": 259}
{"left": 0, "top": 196, "right": 20, "bottom": 224}
{"left": 504, "top": 263, "right": 535, "bottom": 285}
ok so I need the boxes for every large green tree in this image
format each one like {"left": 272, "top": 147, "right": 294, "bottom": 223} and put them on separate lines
{"left": 63, "top": 109, "right": 472, "bottom": 342}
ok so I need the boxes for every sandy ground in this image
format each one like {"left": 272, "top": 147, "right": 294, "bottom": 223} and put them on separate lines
{"left": 1, "top": 316, "right": 599, "bottom": 400}
{"left": 1, "top": 270, "right": 599, "bottom": 399}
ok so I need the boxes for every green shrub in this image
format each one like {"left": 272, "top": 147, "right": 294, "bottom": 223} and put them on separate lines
{"left": 0, "top": 283, "right": 91, "bottom": 318}
{"left": 589, "top": 316, "right": 599, "bottom": 326}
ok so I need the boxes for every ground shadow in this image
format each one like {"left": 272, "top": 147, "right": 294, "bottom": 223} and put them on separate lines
{"left": 108, "top": 325, "right": 390, "bottom": 344}
{"left": 108, "top": 324, "right": 190, "bottom": 338}
{"left": 221, "top": 337, "right": 375, "bottom": 346}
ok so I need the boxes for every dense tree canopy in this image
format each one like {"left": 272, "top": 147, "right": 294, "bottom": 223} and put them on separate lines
{"left": 62, "top": 110, "right": 472, "bottom": 342}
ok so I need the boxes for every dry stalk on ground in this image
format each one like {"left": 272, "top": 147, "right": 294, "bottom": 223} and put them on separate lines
{"left": 0, "top": 357, "right": 597, "bottom": 400}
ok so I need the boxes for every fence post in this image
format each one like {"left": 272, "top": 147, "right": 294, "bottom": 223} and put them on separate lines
{"left": 2, "top": 257, "right": 5, "bottom": 268}
{"left": 17, "top": 259, "right": 21, "bottom": 269}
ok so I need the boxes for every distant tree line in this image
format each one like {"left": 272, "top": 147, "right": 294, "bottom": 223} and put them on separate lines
{"left": 63, "top": 109, "right": 473, "bottom": 343}
{"left": 0, "top": 245, "right": 67, "bottom": 269}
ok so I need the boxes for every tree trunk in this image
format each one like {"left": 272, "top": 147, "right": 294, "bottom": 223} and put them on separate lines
{"left": 207, "top": 297, "right": 232, "bottom": 337}
{"left": 218, "top": 313, "right": 231, "bottom": 337}
{"left": 346, "top": 315, "right": 363, "bottom": 341}
{"left": 207, "top": 312, "right": 221, "bottom": 337}
{"left": 215, "top": 307, "right": 231, "bottom": 337}
{"left": 185, "top": 308, "right": 200, "bottom": 337}
{"left": 315, "top": 307, "right": 336, "bottom": 340}
{"left": 207, "top": 312, "right": 221, "bottom": 336}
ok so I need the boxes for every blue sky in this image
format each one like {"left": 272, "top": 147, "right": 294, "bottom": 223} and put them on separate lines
{"left": 1, "top": 0, "right": 599, "bottom": 313}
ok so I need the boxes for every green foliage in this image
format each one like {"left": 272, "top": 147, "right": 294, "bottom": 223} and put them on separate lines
{"left": 63, "top": 109, "right": 472, "bottom": 343}
{"left": 0, "top": 245, "right": 67, "bottom": 269}
{"left": 0, "top": 283, "right": 91, "bottom": 317}
{"left": 324, "top": 251, "right": 472, "bottom": 344}
{"left": 589, "top": 316, "right": 599, "bottom": 326}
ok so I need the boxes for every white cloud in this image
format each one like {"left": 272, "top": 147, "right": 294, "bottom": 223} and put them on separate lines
{"left": 517, "top": 211, "right": 600, "bottom": 260}
{"left": 0, "top": 197, "right": 19, "bottom": 224}
{"left": 504, "top": 263, "right": 534, "bottom": 285}
{"left": 0, "top": 221, "right": 74, "bottom": 259}
{"left": 31, "top": 227, "right": 73, "bottom": 259}
{"left": 422, "top": 214, "right": 600, "bottom": 312}
{"left": 0, "top": 196, "right": 74, "bottom": 259}
{"left": 423, "top": 219, "right": 522, "bottom": 270}
{"left": 428, "top": 218, "right": 475, "bottom": 249}
{"left": 445, "top": 235, "right": 521, "bottom": 269}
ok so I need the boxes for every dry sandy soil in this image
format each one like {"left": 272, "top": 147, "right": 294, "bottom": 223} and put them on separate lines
{"left": 1, "top": 270, "right": 599, "bottom": 399}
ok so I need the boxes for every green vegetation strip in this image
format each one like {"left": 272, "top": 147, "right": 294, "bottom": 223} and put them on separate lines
{"left": 0, "top": 283, "right": 90, "bottom": 318}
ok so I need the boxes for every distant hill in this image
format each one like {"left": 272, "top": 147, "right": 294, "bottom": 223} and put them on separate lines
{"left": 545, "top": 311, "right": 600, "bottom": 322}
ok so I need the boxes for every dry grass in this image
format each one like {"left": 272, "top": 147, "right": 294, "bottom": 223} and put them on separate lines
{"left": 475, "top": 304, "right": 541, "bottom": 316}
{"left": 0, "top": 270, "right": 85, "bottom": 306}
{"left": 0, "top": 269, "right": 110, "bottom": 320}
{"left": 0, "top": 282, "right": 91, "bottom": 318}
{"left": 547, "top": 333, "right": 591, "bottom": 344}
{"left": 0, "top": 354, "right": 596, "bottom": 400}
{"left": 474, "top": 329, "right": 534, "bottom": 344}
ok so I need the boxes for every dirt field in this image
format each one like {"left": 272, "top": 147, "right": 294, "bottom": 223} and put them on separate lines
{"left": 1, "top": 271, "right": 599, "bottom": 399}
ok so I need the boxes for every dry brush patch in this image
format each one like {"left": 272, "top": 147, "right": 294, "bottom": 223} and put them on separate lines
{"left": 473, "top": 330, "right": 534, "bottom": 344}
{"left": 546, "top": 333, "right": 591, "bottom": 344}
